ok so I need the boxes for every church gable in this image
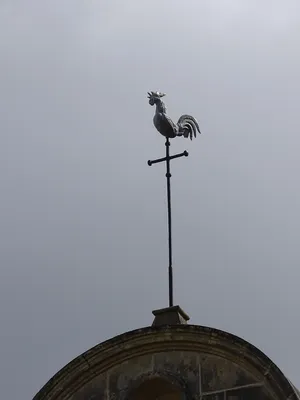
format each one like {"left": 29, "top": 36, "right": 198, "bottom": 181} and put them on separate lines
{"left": 34, "top": 325, "right": 298, "bottom": 400}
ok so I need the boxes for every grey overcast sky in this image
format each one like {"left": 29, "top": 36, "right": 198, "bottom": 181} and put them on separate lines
{"left": 1, "top": 0, "right": 300, "bottom": 398}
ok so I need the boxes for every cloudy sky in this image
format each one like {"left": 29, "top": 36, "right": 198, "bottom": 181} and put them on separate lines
{"left": 1, "top": 1, "right": 300, "bottom": 398}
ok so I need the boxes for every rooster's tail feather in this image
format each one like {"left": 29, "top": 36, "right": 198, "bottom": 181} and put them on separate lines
{"left": 177, "top": 114, "right": 201, "bottom": 140}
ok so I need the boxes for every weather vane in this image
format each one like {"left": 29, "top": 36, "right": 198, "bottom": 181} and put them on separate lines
{"left": 147, "top": 91, "right": 201, "bottom": 308}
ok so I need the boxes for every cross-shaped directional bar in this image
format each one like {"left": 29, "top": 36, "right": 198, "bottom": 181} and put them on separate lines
{"left": 148, "top": 137, "right": 189, "bottom": 307}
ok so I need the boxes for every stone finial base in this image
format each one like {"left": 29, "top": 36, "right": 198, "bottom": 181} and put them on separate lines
{"left": 152, "top": 305, "right": 190, "bottom": 327}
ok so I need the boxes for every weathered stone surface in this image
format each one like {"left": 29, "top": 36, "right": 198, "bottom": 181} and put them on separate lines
{"left": 201, "top": 355, "right": 256, "bottom": 393}
{"left": 152, "top": 306, "right": 190, "bottom": 326}
{"left": 33, "top": 325, "right": 300, "bottom": 400}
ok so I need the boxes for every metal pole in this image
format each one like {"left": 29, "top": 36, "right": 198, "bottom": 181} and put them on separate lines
{"left": 165, "top": 138, "right": 173, "bottom": 307}
{"left": 148, "top": 139, "right": 188, "bottom": 308}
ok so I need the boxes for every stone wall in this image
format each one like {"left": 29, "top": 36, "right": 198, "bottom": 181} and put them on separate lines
{"left": 70, "top": 350, "right": 270, "bottom": 400}
{"left": 33, "top": 325, "right": 299, "bottom": 400}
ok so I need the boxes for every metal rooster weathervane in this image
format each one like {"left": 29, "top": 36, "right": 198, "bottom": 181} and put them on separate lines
{"left": 147, "top": 91, "right": 201, "bottom": 308}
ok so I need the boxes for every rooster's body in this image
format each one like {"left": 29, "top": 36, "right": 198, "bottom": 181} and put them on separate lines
{"left": 148, "top": 91, "right": 201, "bottom": 140}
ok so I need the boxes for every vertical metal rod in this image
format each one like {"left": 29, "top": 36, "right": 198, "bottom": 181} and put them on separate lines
{"left": 165, "top": 138, "right": 173, "bottom": 307}
{"left": 148, "top": 139, "right": 188, "bottom": 308}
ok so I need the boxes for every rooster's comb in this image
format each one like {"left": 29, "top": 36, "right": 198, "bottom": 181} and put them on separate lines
{"left": 147, "top": 91, "right": 166, "bottom": 99}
